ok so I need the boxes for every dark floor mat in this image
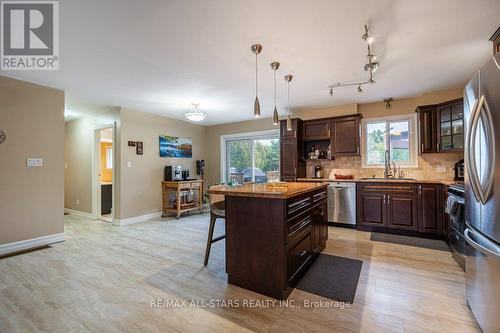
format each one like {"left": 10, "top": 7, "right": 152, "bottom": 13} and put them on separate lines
{"left": 370, "top": 232, "right": 450, "bottom": 251}
{"left": 296, "top": 254, "right": 362, "bottom": 303}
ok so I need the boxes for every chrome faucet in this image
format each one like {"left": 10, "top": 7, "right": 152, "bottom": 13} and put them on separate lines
{"left": 384, "top": 150, "right": 393, "bottom": 179}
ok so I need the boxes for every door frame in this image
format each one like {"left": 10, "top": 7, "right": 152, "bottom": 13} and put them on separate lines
{"left": 92, "top": 123, "right": 117, "bottom": 223}
{"left": 219, "top": 129, "right": 279, "bottom": 183}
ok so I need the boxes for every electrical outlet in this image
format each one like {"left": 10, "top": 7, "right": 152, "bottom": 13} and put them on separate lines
{"left": 27, "top": 158, "right": 43, "bottom": 167}
{"left": 76, "top": 199, "right": 80, "bottom": 205}
{"left": 436, "top": 165, "right": 447, "bottom": 173}
{"left": 64, "top": 163, "right": 68, "bottom": 169}
{"left": 127, "top": 161, "right": 132, "bottom": 168}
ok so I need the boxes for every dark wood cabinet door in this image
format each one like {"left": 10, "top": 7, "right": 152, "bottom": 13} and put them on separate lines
{"left": 417, "top": 106, "right": 437, "bottom": 154}
{"left": 280, "top": 139, "right": 297, "bottom": 180}
{"left": 357, "top": 193, "right": 386, "bottom": 227}
{"left": 437, "top": 99, "right": 463, "bottom": 152}
{"left": 320, "top": 202, "right": 328, "bottom": 242}
{"left": 311, "top": 204, "right": 322, "bottom": 252}
{"left": 280, "top": 119, "right": 297, "bottom": 139}
{"left": 386, "top": 194, "right": 418, "bottom": 231}
{"left": 418, "top": 184, "right": 443, "bottom": 234}
{"left": 332, "top": 117, "right": 360, "bottom": 156}
{"left": 302, "top": 119, "right": 330, "bottom": 140}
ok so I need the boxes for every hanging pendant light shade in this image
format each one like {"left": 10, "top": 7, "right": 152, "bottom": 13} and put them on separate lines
{"left": 251, "top": 44, "right": 262, "bottom": 118}
{"left": 270, "top": 61, "right": 280, "bottom": 125}
{"left": 284, "top": 74, "right": 293, "bottom": 131}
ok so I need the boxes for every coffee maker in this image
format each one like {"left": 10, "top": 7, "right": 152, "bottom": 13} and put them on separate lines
{"left": 165, "top": 165, "right": 183, "bottom": 181}
{"left": 454, "top": 159, "right": 464, "bottom": 181}
{"left": 314, "top": 165, "right": 322, "bottom": 178}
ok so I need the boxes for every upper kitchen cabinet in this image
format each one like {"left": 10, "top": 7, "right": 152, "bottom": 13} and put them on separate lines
{"left": 437, "top": 98, "right": 463, "bottom": 152}
{"left": 416, "top": 104, "right": 438, "bottom": 153}
{"left": 416, "top": 98, "right": 463, "bottom": 154}
{"left": 331, "top": 114, "right": 361, "bottom": 156}
{"left": 302, "top": 119, "right": 330, "bottom": 141}
{"left": 490, "top": 26, "right": 500, "bottom": 55}
{"left": 280, "top": 119, "right": 305, "bottom": 181}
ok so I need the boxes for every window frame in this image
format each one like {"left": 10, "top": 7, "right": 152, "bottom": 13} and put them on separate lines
{"left": 361, "top": 114, "right": 418, "bottom": 168}
{"left": 105, "top": 146, "right": 113, "bottom": 169}
{"left": 220, "top": 129, "right": 280, "bottom": 183}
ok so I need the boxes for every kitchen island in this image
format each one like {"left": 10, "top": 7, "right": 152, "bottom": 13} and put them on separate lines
{"left": 208, "top": 182, "right": 328, "bottom": 300}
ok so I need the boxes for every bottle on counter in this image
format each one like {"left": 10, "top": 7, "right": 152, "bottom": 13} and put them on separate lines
{"left": 327, "top": 145, "right": 331, "bottom": 159}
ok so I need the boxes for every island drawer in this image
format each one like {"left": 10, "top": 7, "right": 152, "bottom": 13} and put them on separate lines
{"left": 286, "top": 194, "right": 312, "bottom": 220}
{"left": 287, "top": 232, "right": 312, "bottom": 283}
{"left": 288, "top": 214, "right": 312, "bottom": 247}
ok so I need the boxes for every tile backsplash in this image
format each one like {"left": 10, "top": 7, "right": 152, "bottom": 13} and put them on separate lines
{"left": 306, "top": 152, "right": 463, "bottom": 182}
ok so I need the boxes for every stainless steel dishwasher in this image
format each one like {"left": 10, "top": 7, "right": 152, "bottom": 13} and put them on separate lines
{"left": 327, "top": 182, "right": 356, "bottom": 226}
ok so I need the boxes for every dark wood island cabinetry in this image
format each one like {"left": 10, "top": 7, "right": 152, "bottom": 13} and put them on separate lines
{"left": 208, "top": 182, "right": 327, "bottom": 300}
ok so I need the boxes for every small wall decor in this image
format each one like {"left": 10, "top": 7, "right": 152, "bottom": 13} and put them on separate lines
{"left": 128, "top": 141, "right": 136, "bottom": 147}
{"left": 0, "top": 130, "right": 7, "bottom": 144}
{"left": 159, "top": 135, "right": 192, "bottom": 158}
{"left": 136, "top": 141, "right": 143, "bottom": 155}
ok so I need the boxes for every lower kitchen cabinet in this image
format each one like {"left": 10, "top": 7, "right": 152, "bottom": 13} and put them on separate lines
{"left": 386, "top": 194, "right": 418, "bottom": 231}
{"left": 357, "top": 182, "right": 444, "bottom": 238}
{"left": 357, "top": 193, "right": 386, "bottom": 227}
{"left": 418, "top": 184, "right": 443, "bottom": 234}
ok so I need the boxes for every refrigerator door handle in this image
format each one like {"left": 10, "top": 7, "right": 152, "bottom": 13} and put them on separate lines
{"left": 465, "top": 228, "right": 500, "bottom": 261}
{"left": 465, "top": 98, "right": 482, "bottom": 203}
{"left": 477, "top": 95, "right": 496, "bottom": 204}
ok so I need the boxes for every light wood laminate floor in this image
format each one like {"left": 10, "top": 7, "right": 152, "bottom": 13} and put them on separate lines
{"left": 0, "top": 214, "right": 480, "bottom": 333}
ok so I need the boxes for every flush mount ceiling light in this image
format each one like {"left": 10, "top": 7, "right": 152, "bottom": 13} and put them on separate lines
{"left": 328, "top": 24, "right": 380, "bottom": 96}
{"left": 284, "top": 74, "right": 294, "bottom": 131}
{"left": 251, "top": 44, "right": 263, "bottom": 118}
{"left": 271, "top": 61, "right": 280, "bottom": 125}
{"left": 184, "top": 103, "right": 206, "bottom": 122}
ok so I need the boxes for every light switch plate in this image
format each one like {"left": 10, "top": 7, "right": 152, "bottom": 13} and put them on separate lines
{"left": 27, "top": 158, "right": 43, "bottom": 167}
{"left": 436, "top": 165, "right": 446, "bottom": 173}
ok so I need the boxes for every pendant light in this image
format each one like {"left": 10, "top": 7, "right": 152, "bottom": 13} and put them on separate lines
{"left": 284, "top": 74, "right": 293, "bottom": 131}
{"left": 271, "top": 61, "right": 280, "bottom": 125}
{"left": 251, "top": 44, "right": 262, "bottom": 118}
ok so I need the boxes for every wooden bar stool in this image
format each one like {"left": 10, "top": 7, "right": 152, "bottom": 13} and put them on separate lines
{"left": 204, "top": 188, "right": 226, "bottom": 265}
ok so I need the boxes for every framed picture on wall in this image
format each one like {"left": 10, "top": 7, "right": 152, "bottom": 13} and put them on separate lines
{"left": 159, "top": 135, "right": 192, "bottom": 158}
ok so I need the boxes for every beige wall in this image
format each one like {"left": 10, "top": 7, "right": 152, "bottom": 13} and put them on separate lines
{"left": 0, "top": 75, "right": 65, "bottom": 245}
{"left": 64, "top": 108, "right": 121, "bottom": 216}
{"left": 205, "top": 86, "right": 464, "bottom": 184}
{"left": 119, "top": 108, "right": 206, "bottom": 220}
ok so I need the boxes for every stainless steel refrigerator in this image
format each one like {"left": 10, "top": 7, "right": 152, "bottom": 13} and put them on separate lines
{"left": 463, "top": 53, "right": 500, "bottom": 333}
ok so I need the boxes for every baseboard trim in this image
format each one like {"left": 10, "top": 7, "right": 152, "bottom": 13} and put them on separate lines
{"left": 0, "top": 233, "right": 65, "bottom": 257}
{"left": 64, "top": 208, "right": 94, "bottom": 219}
{"left": 114, "top": 211, "right": 162, "bottom": 226}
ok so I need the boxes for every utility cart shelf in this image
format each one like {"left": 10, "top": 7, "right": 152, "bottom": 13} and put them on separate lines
{"left": 162, "top": 180, "right": 204, "bottom": 219}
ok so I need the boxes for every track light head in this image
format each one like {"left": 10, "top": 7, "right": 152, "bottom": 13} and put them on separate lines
{"left": 357, "top": 85, "right": 363, "bottom": 93}
{"left": 329, "top": 87, "right": 334, "bottom": 96}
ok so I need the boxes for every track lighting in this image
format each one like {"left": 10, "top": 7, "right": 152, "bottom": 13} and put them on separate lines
{"left": 328, "top": 24, "right": 380, "bottom": 95}
{"left": 361, "top": 25, "right": 374, "bottom": 44}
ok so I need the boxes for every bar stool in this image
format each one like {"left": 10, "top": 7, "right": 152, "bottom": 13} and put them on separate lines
{"left": 204, "top": 188, "right": 226, "bottom": 265}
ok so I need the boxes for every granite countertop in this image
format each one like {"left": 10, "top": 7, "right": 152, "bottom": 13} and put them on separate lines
{"left": 296, "top": 178, "right": 454, "bottom": 186}
{"left": 207, "top": 182, "right": 327, "bottom": 199}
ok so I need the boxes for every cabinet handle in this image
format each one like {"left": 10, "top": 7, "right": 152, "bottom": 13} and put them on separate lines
{"left": 436, "top": 143, "right": 440, "bottom": 152}
{"left": 298, "top": 250, "right": 307, "bottom": 257}
{"left": 419, "top": 185, "right": 422, "bottom": 195}
{"left": 357, "top": 146, "right": 360, "bottom": 155}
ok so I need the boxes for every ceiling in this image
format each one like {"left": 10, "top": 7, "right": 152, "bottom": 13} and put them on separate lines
{"left": 2, "top": 0, "right": 499, "bottom": 125}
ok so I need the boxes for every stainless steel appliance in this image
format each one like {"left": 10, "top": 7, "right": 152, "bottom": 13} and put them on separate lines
{"left": 182, "top": 169, "right": 190, "bottom": 180}
{"left": 446, "top": 183, "right": 466, "bottom": 270}
{"left": 165, "top": 165, "right": 182, "bottom": 181}
{"left": 463, "top": 53, "right": 500, "bottom": 333}
{"left": 327, "top": 182, "right": 356, "bottom": 227}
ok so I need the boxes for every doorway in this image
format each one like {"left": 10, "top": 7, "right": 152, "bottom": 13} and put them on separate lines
{"left": 93, "top": 125, "right": 115, "bottom": 223}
